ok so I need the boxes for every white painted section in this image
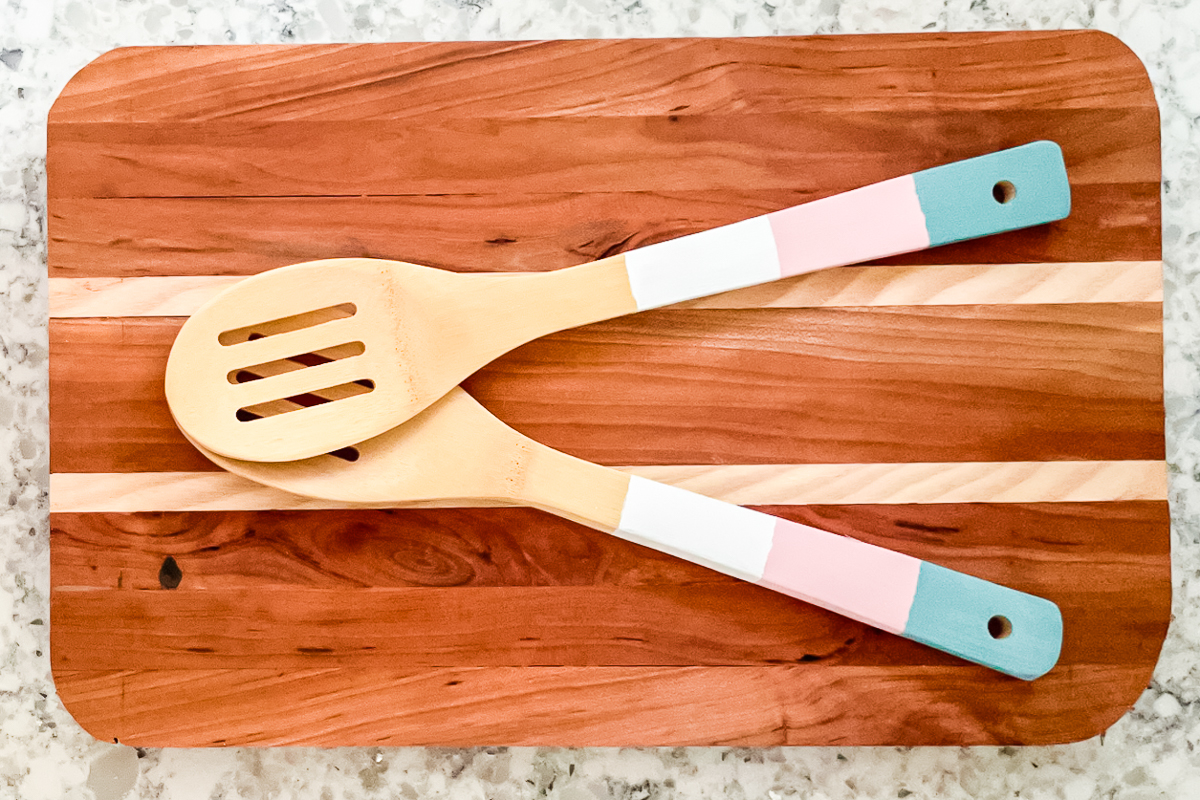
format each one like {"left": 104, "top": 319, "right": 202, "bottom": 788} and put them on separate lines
{"left": 613, "top": 476, "right": 775, "bottom": 582}
{"left": 623, "top": 216, "right": 782, "bottom": 310}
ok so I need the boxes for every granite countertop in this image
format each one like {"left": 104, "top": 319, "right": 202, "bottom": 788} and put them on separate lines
{"left": 2, "top": 0, "right": 1198, "bottom": 798}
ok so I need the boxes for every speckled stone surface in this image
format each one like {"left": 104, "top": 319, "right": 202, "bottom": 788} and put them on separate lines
{"left": 3, "top": 1, "right": 1199, "bottom": 798}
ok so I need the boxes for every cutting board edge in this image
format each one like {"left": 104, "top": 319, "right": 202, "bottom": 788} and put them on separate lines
{"left": 45, "top": 29, "right": 1159, "bottom": 120}
{"left": 50, "top": 661, "right": 1164, "bottom": 748}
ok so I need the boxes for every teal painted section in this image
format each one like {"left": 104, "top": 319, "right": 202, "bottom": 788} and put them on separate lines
{"left": 902, "top": 562, "right": 1063, "bottom": 681}
{"left": 912, "top": 141, "right": 1071, "bottom": 247}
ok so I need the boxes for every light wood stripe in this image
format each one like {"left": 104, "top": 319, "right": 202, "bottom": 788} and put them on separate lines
{"left": 50, "top": 276, "right": 246, "bottom": 318}
{"left": 49, "top": 460, "right": 1167, "bottom": 513}
{"left": 634, "top": 461, "right": 1168, "bottom": 505}
{"left": 47, "top": 261, "right": 1162, "bottom": 318}
{"left": 679, "top": 260, "right": 1163, "bottom": 310}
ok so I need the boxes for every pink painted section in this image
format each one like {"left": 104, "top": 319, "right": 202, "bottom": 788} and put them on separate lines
{"left": 757, "top": 519, "right": 922, "bottom": 634}
{"left": 767, "top": 175, "right": 930, "bottom": 277}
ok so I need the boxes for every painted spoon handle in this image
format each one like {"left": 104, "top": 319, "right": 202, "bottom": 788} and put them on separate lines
{"left": 607, "top": 476, "right": 1063, "bottom": 680}
{"left": 618, "top": 141, "right": 1070, "bottom": 310}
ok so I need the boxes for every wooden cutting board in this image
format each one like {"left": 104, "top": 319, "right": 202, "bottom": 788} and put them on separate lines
{"left": 47, "top": 33, "right": 1168, "bottom": 747}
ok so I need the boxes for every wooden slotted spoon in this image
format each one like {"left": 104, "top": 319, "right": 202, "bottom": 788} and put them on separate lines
{"left": 166, "top": 142, "right": 1070, "bottom": 462}
{"left": 183, "top": 385, "right": 1064, "bottom": 681}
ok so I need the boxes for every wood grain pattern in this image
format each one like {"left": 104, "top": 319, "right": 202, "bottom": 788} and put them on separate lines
{"left": 49, "top": 502, "right": 1169, "bottom": 667}
{"left": 47, "top": 583, "right": 1155, "bottom": 669}
{"left": 49, "top": 502, "right": 1171, "bottom": 590}
{"left": 50, "top": 304, "right": 1164, "bottom": 474}
{"left": 49, "top": 461, "right": 1168, "bottom": 512}
{"left": 52, "top": 665, "right": 1157, "bottom": 747}
{"left": 48, "top": 114, "right": 1159, "bottom": 200}
{"left": 47, "top": 184, "right": 1160, "bottom": 277}
{"left": 48, "top": 33, "right": 1166, "bottom": 746}
{"left": 47, "top": 261, "right": 1164, "bottom": 317}
{"left": 47, "top": 36, "right": 1161, "bottom": 279}
{"left": 47, "top": 36, "right": 1155, "bottom": 122}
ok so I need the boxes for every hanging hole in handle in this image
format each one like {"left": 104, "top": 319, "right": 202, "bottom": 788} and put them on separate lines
{"left": 988, "top": 615, "right": 1013, "bottom": 639}
{"left": 992, "top": 180, "right": 1016, "bottom": 204}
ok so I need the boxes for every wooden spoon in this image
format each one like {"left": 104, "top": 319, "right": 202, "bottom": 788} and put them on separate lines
{"left": 166, "top": 142, "right": 1071, "bottom": 462}
{"left": 183, "top": 385, "right": 1063, "bottom": 681}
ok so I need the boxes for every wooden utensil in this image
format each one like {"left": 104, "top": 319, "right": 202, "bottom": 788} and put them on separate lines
{"left": 183, "top": 384, "right": 1063, "bottom": 681}
{"left": 165, "top": 142, "right": 1070, "bottom": 462}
